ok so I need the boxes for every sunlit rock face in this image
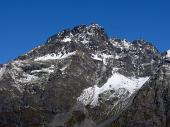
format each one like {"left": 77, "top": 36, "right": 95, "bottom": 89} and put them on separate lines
{"left": 0, "top": 24, "right": 168, "bottom": 127}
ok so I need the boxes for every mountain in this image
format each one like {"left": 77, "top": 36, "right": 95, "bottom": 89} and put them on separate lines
{"left": 0, "top": 24, "right": 169, "bottom": 127}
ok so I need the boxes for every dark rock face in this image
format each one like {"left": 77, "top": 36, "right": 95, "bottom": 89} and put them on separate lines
{"left": 0, "top": 24, "right": 168, "bottom": 127}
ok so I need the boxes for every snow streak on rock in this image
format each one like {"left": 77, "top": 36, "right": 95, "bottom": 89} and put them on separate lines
{"left": 0, "top": 65, "right": 6, "bottom": 79}
{"left": 34, "top": 51, "right": 76, "bottom": 61}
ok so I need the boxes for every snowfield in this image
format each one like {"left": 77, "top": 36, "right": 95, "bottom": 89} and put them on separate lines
{"left": 78, "top": 72, "right": 149, "bottom": 106}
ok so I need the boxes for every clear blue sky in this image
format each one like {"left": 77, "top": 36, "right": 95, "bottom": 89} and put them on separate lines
{"left": 0, "top": 0, "right": 170, "bottom": 63}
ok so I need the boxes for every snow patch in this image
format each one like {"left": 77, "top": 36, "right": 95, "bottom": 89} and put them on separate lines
{"left": 110, "top": 38, "right": 131, "bottom": 50}
{"left": 60, "top": 65, "right": 68, "bottom": 71}
{"left": 89, "top": 24, "right": 102, "bottom": 28}
{"left": 18, "top": 73, "right": 38, "bottom": 83}
{"left": 91, "top": 53, "right": 113, "bottom": 65}
{"left": 166, "top": 49, "right": 170, "bottom": 58}
{"left": 77, "top": 72, "right": 149, "bottom": 106}
{"left": 115, "top": 55, "right": 121, "bottom": 59}
{"left": 122, "top": 39, "right": 131, "bottom": 49}
{"left": 91, "top": 54, "right": 102, "bottom": 61}
{"left": 31, "top": 65, "right": 55, "bottom": 74}
{"left": 34, "top": 51, "right": 76, "bottom": 61}
{"left": 81, "top": 39, "right": 89, "bottom": 44}
{"left": 62, "top": 37, "right": 71, "bottom": 42}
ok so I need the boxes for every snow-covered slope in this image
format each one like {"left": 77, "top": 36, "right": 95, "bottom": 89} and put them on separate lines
{"left": 78, "top": 72, "right": 149, "bottom": 106}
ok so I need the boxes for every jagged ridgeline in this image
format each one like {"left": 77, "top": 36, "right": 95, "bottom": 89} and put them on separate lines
{"left": 0, "top": 24, "right": 169, "bottom": 127}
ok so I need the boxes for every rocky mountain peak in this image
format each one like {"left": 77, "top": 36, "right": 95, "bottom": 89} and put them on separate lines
{"left": 47, "top": 23, "right": 107, "bottom": 44}
{"left": 0, "top": 24, "right": 169, "bottom": 127}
